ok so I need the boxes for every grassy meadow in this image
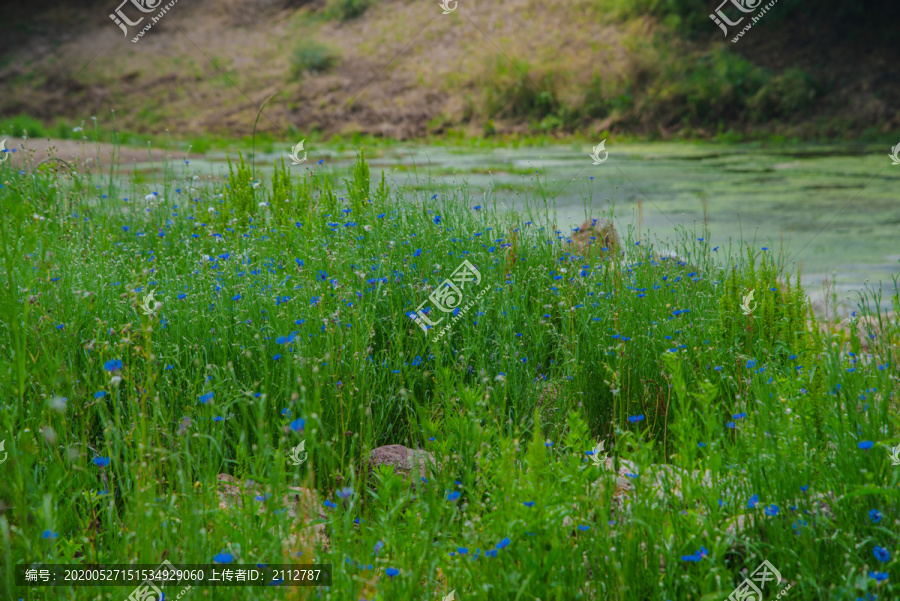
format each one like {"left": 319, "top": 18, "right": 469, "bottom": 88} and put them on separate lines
{"left": 0, "top": 144, "right": 898, "bottom": 601}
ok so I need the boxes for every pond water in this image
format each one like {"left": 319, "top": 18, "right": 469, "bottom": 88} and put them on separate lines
{"left": 158, "top": 141, "right": 900, "bottom": 313}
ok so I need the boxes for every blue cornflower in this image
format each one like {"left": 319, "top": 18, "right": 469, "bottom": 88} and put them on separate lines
{"left": 457, "top": 548, "right": 468, "bottom": 555}
{"left": 290, "top": 418, "right": 305, "bottom": 432}
{"left": 336, "top": 487, "right": 354, "bottom": 499}
{"left": 213, "top": 552, "right": 234, "bottom": 564}
{"left": 745, "top": 359, "right": 756, "bottom": 369}
{"left": 199, "top": 392, "right": 214, "bottom": 404}
{"left": 726, "top": 422, "right": 736, "bottom": 429}
{"left": 868, "top": 571, "right": 889, "bottom": 582}
{"left": 578, "top": 525, "right": 590, "bottom": 531}
{"left": 858, "top": 441, "right": 874, "bottom": 450}
{"left": 103, "top": 359, "right": 123, "bottom": 372}
{"left": 628, "top": 415, "right": 645, "bottom": 423}
{"left": 800, "top": 485, "right": 808, "bottom": 493}
{"left": 747, "top": 494, "right": 759, "bottom": 509}
{"left": 385, "top": 568, "right": 399, "bottom": 578}
{"left": 523, "top": 501, "right": 535, "bottom": 508}
{"left": 446, "top": 491, "right": 461, "bottom": 501}
{"left": 231, "top": 294, "right": 241, "bottom": 301}
{"left": 472, "top": 205, "right": 481, "bottom": 211}
{"left": 874, "top": 546, "right": 890, "bottom": 563}
{"left": 93, "top": 457, "right": 110, "bottom": 467}
{"left": 412, "top": 356, "right": 422, "bottom": 366}
{"left": 870, "top": 509, "right": 883, "bottom": 523}
{"left": 681, "top": 547, "right": 707, "bottom": 562}
{"left": 733, "top": 412, "right": 747, "bottom": 420}
{"left": 765, "top": 505, "right": 779, "bottom": 516}
{"left": 374, "top": 540, "right": 385, "bottom": 554}
{"left": 496, "top": 537, "right": 510, "bottom": 549}
{"left": 42, "top": 530, "right": 59, "bottom": 538}
{"left": 94, "top": 391, "right": 106, "bottom": 399}
{"left": 433, "top": 215, "right": 442, "bottom": 224}
{"left": 281, "top": 408, "right": 291, "bottom": 417}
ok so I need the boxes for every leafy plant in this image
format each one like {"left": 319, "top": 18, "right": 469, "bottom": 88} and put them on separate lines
{"left": 325, "top": 0, "right": 372, "bottom": 21}
{"left": 224, "top": 152, "right": 256, "bottom": 224}
{"left": 290, "top": 39, "right": 340, "bottom": 80}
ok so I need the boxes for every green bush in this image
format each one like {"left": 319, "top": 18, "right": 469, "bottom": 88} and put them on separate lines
{"left": 325, "top": 0, "right": 372, "bottom": 20}
{"left": 0, "top": 114, "right": 47, "bottom": 138}
{"left": 748, "top": 67, "right": 819, "bottom": 121}
{"left": 290, "top": 39, "right": 340, "bottom": 80}
{"left": 481, "top": 57, "right": 562, "bottom": 121}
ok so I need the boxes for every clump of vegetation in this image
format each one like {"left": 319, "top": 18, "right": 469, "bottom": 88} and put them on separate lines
{"left": 223, "top": 151, "right": 257, "bottom": 225}
{"left": 290, "top": 38, "right": 340, "bottom": 80}
{"left": 325, "top": 0, "right": 372, "bottom": 21}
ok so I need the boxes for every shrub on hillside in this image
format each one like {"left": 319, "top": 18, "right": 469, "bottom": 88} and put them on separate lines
{"left": 748, "top": 67, "right": 819, "bottom": 121}
{"left": 290, "top": 39, "right": 340, "bottom": 80}
{"left": 325, "top": 0, "right": 371, "bottom": 20}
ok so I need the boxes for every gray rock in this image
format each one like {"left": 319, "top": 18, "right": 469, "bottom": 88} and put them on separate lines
{"left": 368, "top": 444, "right": 436, "bottom": 485}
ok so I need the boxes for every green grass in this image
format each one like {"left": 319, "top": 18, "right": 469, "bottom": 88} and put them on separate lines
{"left": 0, "top": 142, "right": 898, "bottom": 600}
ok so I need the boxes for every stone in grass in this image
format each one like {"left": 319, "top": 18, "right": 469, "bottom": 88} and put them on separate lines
{"left": 571, "top": 219, "right": 620, "bottom": 257}
{"left": 216, "top": 473, "right": 328, "bottom": 553}
{"left": 368, "top": 445, "right": 437, "bottom": 489}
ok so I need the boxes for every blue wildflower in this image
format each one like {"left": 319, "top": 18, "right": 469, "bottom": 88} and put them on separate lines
{"left": 103, "top": 359, "right": 123, "bottom": 372}
{"left": 213, "top": 552, "right": 234, "bottom": 564}
{"left": 874, "top": 546, "right": 890, "bottom": 563}
{"left": 290, "top": 418, "right": 305, "bottom": 432}
{"left": 93, "top": 457, "right": 110, "bottom": 467}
